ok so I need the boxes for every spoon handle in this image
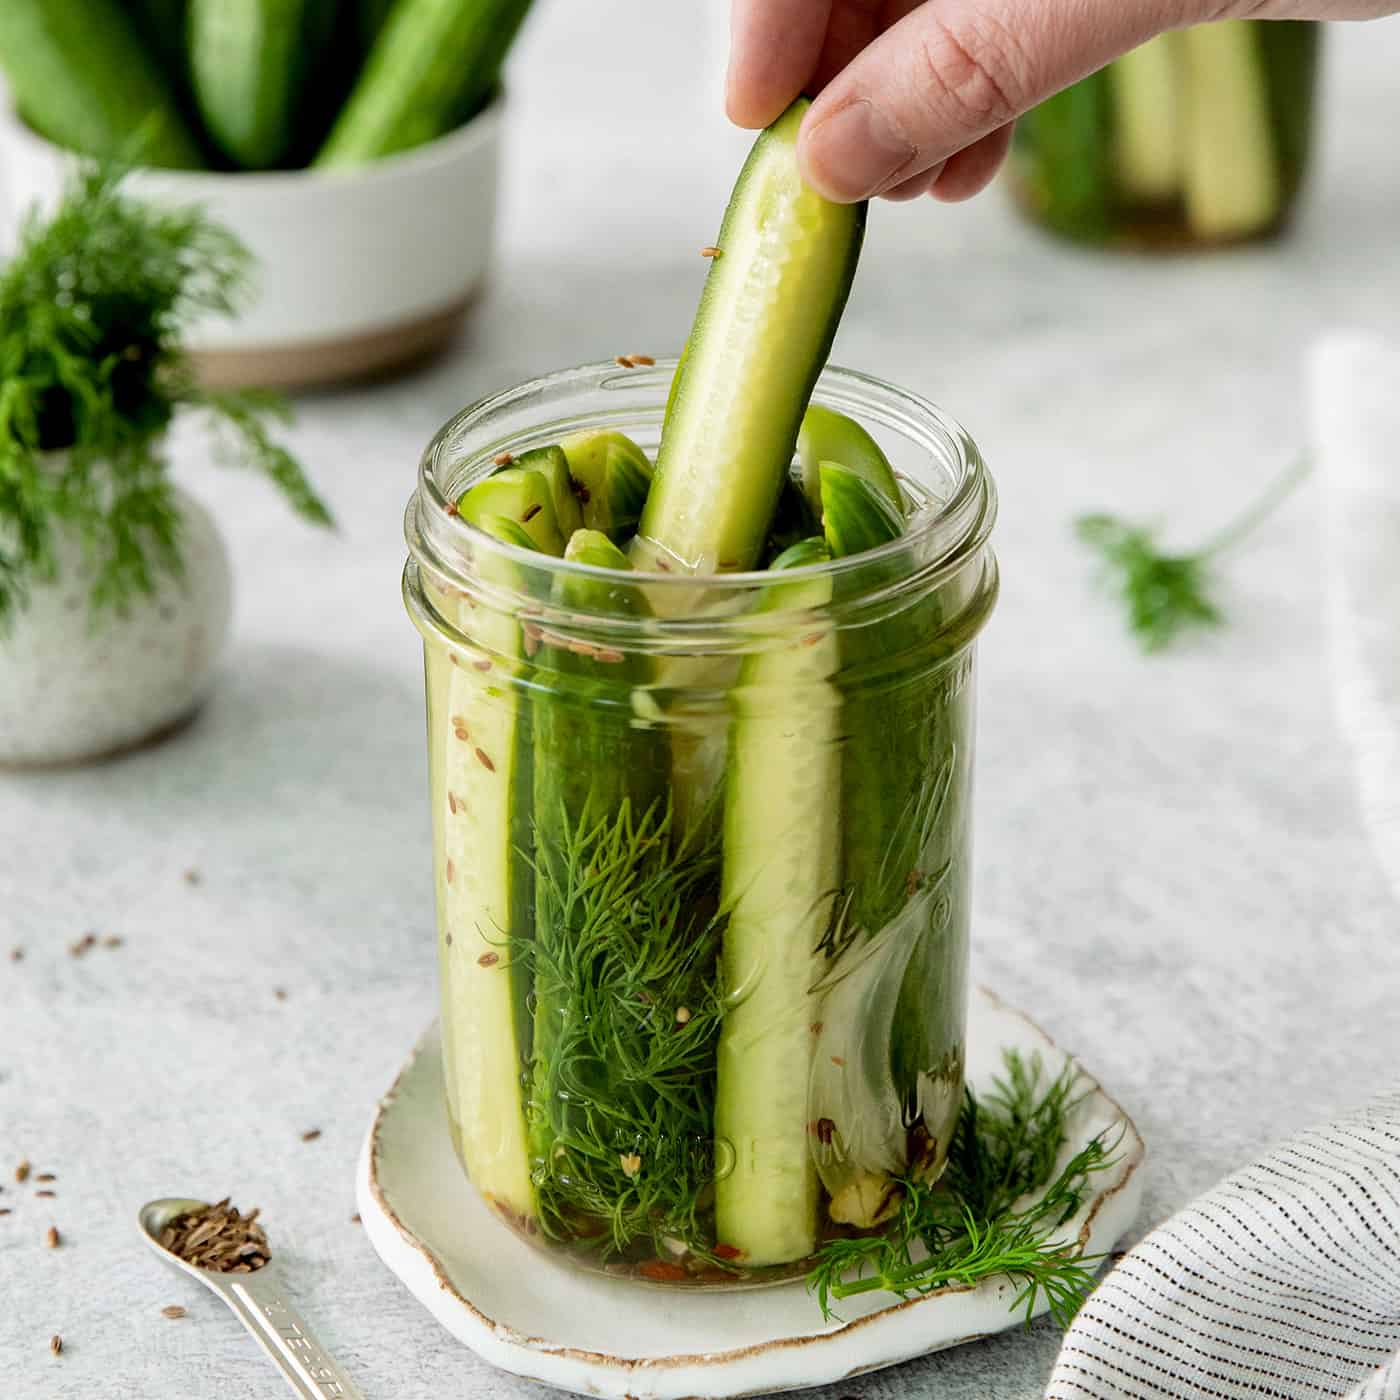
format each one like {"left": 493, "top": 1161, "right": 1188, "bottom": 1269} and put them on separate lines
{"left": 214, "top": 1270, "right": 365, "bottom": 1399}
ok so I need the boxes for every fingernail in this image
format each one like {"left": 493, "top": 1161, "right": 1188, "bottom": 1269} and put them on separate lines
{"left": 801, "top": 99, "right": 917, "bottom": 202}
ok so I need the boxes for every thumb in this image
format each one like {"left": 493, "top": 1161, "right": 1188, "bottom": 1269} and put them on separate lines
{"left": 798, "top": 0, "right": 1198, "bottom": 202}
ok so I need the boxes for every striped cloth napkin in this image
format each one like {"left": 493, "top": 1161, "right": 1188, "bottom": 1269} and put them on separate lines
{"left": 1046, "top": 333, "right": 1400, "bottom": 1399}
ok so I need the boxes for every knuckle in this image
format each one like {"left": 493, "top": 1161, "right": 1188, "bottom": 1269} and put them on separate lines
{"left": 916, "top": 14, "right": 1026, "bottom": 132}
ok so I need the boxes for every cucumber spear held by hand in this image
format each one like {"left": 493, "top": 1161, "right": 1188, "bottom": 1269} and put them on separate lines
{"left": 635, "top": 98, "right": 866, "bottom": 573}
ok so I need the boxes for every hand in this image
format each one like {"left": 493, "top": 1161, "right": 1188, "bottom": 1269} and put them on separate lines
{"left": 726, "top": 0, "right": 1400, "bottom": 204}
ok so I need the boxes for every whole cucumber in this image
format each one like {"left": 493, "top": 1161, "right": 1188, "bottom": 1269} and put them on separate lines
{"left": 122, "top": 0, "right": 192, "bottom": 96}
{"left": 0, "top": 0, "right": 205, "bottom": 169}
{"left": 315, "top": 0, "right": 534, "bottom": 167}
{"left": 188, "top": 0, "right": 338, "bottom": 169}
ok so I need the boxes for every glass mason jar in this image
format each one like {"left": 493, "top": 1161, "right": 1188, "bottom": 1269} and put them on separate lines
{"left": 403, "top": 361, "right": 998, "bottom": 1286}
{"left": 1010, "top": 20, "right": 1321, "bottom": 250}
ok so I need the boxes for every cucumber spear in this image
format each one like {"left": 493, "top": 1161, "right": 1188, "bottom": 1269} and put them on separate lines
{"left": 715, "top": 538, "right": 842, "bottom": 1265}
{"left": 636, "top": 99, "right": 866, "bottom": 573}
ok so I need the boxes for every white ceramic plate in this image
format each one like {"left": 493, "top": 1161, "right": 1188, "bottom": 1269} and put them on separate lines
{"left": 357, "top": 987, "right": 1145, "bottom": 1399}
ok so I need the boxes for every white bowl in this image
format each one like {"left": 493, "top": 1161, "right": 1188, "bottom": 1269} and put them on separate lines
{"left": 0, "top": 101, "right": 503, "bottom": 390}
{"left": 0, "top": 478, "right": 232, "bottom": 767}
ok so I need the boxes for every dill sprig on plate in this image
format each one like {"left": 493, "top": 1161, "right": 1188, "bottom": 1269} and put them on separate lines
{"left": 0, "top": 165, "right": 330, "bottom": 630}
{"left": 525, "top": 794, "right": 729, "bottom": 1264}
{"left": 1076, "top": 456, "right": 1310, "bottom": 653}
{"left": 807, "top": 1051, "right": 1121, "bottom": 1328}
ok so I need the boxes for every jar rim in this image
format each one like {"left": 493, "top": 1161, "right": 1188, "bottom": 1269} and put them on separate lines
{"left": 407, "top": 358, "right": 996, "bottom": 603}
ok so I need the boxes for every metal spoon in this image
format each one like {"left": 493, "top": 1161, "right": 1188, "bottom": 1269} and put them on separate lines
{"left": 139, "top": 1197, "right": 365, "bottom": 1399}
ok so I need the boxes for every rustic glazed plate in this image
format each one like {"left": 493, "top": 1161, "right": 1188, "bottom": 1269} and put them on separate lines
{"left": 356, "top": 986, "right": 1145, "bottom": 1399}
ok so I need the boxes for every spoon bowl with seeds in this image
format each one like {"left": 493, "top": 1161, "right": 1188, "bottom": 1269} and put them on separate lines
{"left": 139, "top": 1196, "right": 364, "bottom": 1399}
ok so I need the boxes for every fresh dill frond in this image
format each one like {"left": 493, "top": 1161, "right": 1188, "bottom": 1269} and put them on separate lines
{"left": 807, "top": 1051, "right": 1121, "bottom": 1329}
{"left": 1076, "top": 456, "right": 1309, "bottom": 653}
{"left": 525, "top": 793, "right": 729, "bottom": 1262}
{"left": 0, "top": 165, "right": 330, "bottom": 630}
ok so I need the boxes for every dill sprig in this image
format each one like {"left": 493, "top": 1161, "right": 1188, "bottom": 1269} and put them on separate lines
{"left": 807, "top": 1052, "right": 1121, "bottom": 1328}
{"left": 0, "top": 165, "right": 330, "bottom": 631}
{"left": 526, "top": 794, "right": 729, "bottom": 1262}
{"left": 1076, "top": 456, "right": 1309, "bottom": 653}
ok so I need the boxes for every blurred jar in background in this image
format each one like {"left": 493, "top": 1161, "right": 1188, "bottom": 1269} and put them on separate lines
{"left": 1009, "top": 21, "right": 1322, "bottom": 251}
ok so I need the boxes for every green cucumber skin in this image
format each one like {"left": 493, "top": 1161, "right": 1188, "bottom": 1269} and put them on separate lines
{"left": 527, "top": 551, "right": 668, "bottom": 1178}
{"left": 315, "top": 0, "right": 533, "bottom": 167}
{"left": 715, "top": 539, "right": 840, "bottom": 1265}
{"left": 122, "top": 0, "right": 191, "bottom": 97}
{"left": 799, "top": 405, "right": 901, "bottom": 519}
{"left": 0, "top": 0, "right": 205, "bottom": 169}
{"left": 1011, "top": 69, "right": 1114, "bottom": 244}
{"left": 426, "top": 515, "right": 540, "bottom": 1224}
{"left": 639, "top": 100, "right": 867, "bottom": 572}
{"left": 820, "top": 463, "right": 903, "bottom": 560}
{"left": 188, "top": 0, "right": 335, "bottom": 169}
{"left": 1257, "top": 21, "right": 1321, "bottom": 216}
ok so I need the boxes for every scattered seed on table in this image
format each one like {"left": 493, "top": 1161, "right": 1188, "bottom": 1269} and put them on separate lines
{"left": 700, "top": 245, "right": 722, "bottom": 258}
{"left": 350, "top": 1214, "right": 361, "bottom": 1225}
{"left": 15, "top": 1161, "right": 30, "bottom": 1183}
{"left": 160, "top": 1305, "right": 187, "bottom": 1320}
{"left": 45, "top": 1226, "right": 60, "bottom": 1248}
{"left": 629, "top": 353, "right": 655, "bottom": 366}
{"left": 35, "top": 1190, "right": 55, "bottom": 1199}
{"left": 273, "top": 988, "right": 287, "bottom": 1002}
{"left": 614, "top": 355, "right": 634, "bottom": 368}
{"left": 103, "top": 936, "right": 123, "bottom": 949}
{"left": 184, "top": 868, "right": 201, "bottom": 885}
{"left": 9, "top": 947, "right": 21, "bottom": 962}
{"left": 49, "top": 1335, "right": 62, "bottom": 1356}
{"left": 301, "top": 1129, "right": 321, "bottom": 1143}
{"left": 36, "top": 1173, "right": 55, "bottom": 1183}
{"left": 0, "top": 1208, "right": 11, "bottom": 1216}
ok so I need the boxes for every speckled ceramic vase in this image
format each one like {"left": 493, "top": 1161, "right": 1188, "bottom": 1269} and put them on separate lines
{"left": 0, "top": 473, "right": 232, "bottom": 767}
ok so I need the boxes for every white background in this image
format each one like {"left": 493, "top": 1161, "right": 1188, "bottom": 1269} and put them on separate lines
{"left": 4, "top": 4, "right": 1400, "bottom": 1397}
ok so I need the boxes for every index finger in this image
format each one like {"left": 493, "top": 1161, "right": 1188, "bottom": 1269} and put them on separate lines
{"left": 725, "top": 0, "right": 833, "bottom": 128}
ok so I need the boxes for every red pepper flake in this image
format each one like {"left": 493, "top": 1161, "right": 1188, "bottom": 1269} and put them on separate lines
{"left": 713, "top": 1243, "right": 745, "bottom": 1261}
{"left": 445, "top": 501, "right": 460, "bottom": 517}
{"left": 801, "top": 632, "right": 824, "bottom": 647}
{"left": 445, "top": 859, "right": 456, "bottom": 885}
{"left": 630, "top": 354, "right": 655, "bottom": 367}
{"left": 638, "top": 1258, "right": 687, "bottom": 1282}
{"left": 815, "top": 1117, "right": 836, "bottom": 1145}
{"left": 447, "top": 792, "right": 459, "bottom": 814}
{"left": 615, "top": 355, "right": 634, "bottom": 368}
{"left": 493, "top": 451, "right": 514, "bottom": 467}
{"left": 301, "top": 1128, "right": 322, "bottom": 1143}
{"left": 700, "top": 245, "right": 722, "bottom": 259}
{"left": 474, "top": 747, "right": 495, "bottom": 772}
{"left": 454, "top": 726, "right": 469, "bottom": 743}
{"left": 830, "top": 1055, "right": 846, "bottom": 1067}
{"left": 477, "top": 951, "right": 500, "bottom": 968}
{"left": 45, "top": 1226, "right": 60, "bottom": 1248}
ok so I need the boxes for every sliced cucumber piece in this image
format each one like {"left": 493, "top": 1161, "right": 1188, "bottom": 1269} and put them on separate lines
{"left": 513, "top": 445, "right": 583, "bottom": 539}
{"left": 798, "top": 405, "right": 901, "bottom": 519}
{"left": 715, "top": 537, "right": 841, "bottom": 1266}
{"left": 1109, "top": 35, "right": 1184, "bottom": 203}
{"left": 528, "top": 529, "right": 668, "bottom": 1201}
{"left": 559, "top": 430, "right": 653, "bottom": 542}
{"left": 638, "top": 99, "right": 867, "bottom": 572}
{"left": 1180, "top": 21, "right": 1279, "bottom": 239}
{"left": 458, "top": 467, "right": 566, "bottom": 555}
{"left": 820, "top": 462, "right": 903, "bottom": 559}
{"left": 431, "top": 506, "right": 540, "bottom": 1226}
